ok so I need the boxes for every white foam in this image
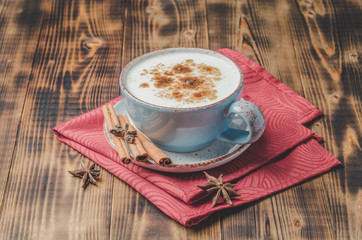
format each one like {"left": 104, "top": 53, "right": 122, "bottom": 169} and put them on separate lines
{"left": 123, "top": 50, "right": 241, "bottom": 108}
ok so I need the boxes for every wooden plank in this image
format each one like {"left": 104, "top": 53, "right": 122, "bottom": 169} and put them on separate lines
{"left": 109, "top": 0, "right": 212, "bottom": 239}
{"left": 221, "top": 205, "right": 258, "bottom": 239}
{"left": 206, "top": 0, "right": 242, "bottom": 51}
{"left": 266, "top": 181, "right": 339, "bottom": 239}
{"left": 205, "top": 1, "right": 261, "bottom": 238}
{"left": 208, "top": 0, "right": 305, "bottom": 94}
{"left": 110, "top": 182, "right": 187, "bottom": 240}
{"left": 293, "top": 0, "right": 361, "bottom": 239}
{"left": 206, "top": 0, "right": 359, "bottom": 239}
{"left": 206, "top": 0, "right": 308, "bottom": 238}
{"left": 0, "top": 0, "right": 126, "bottom": 239}
{"left": 185, "top": 217, "right": 222, "bottom": 240}
{"left": 0, "top": 0, "right": 44, "bottom": 210}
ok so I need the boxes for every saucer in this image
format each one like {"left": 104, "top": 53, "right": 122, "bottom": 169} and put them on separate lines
{"left": 103, "top": 100, "right": 251, "bottom": 173}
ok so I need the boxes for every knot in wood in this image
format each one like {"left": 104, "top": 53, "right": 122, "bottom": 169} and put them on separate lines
{"left": 184, "top": 30, "right": 196, "bottom": 39}
{"left": 265, "top": 217, "right": 271, "bottom": 236}
{"left": 81, "top": 37, "right": 105, "bottom": 58}
{"left": 83, "top": 37, "right": 104, "bottom": 50}
{"left": 293, "top": 218, "right": 302, "bottom": 228}
{"left": 350, "top": 51, "right": 358, "bottom": 61}
{"left": 331, "top": 93, "right": 340, "bottom": 100}
{"left": 307, "top": 11, "right": 315, "bottom": 18}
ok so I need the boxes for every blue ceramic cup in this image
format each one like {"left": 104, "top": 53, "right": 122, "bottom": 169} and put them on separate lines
{"left": 120, "top": 48, "right": 265, "bottom": 152}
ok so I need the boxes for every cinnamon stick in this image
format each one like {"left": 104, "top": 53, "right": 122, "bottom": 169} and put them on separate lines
{"left": 107, "top": 104, "right": 121, "bottom": 129}
{"left": 101, "top": 105, "right": 131, "bottom": 164}
{"left": 102, "top": 106, "right": 115, "bottom": 133}
{"left": 121, "top": 115, "right": 172, "bottom": 166}
{"left": 113, "top": 135, "right": 132, "bottom": 164}
{"left": 118, "top": 115, "right": 149, "bottom": 162}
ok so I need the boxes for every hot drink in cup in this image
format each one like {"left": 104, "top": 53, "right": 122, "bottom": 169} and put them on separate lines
{"left": 120, "top": 48, "right": 265, "bottom": 152}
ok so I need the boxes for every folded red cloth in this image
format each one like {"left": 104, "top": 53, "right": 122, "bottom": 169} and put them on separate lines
{"left": 53, "top": 49, "right": 341, "bottom": 226}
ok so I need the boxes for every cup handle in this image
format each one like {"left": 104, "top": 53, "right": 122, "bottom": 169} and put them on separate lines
{"left": 217, "top": 98, "right": 265, "bottom": 144}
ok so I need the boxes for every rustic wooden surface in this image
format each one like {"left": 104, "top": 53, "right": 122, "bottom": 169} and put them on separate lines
{"left": 0, "top": 0, "right": 360, "bottom": 239}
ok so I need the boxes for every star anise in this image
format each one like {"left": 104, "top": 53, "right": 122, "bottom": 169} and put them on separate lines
{"left": 68, "top": 160, "right": 101, "bottom": 189}
{"left": 110, "top": 125, "right": 124, "bottom": 137}
{"left": 123, "top": 123, "right": 137, "bottom": 143}
{"left": 197, "top": 171, "right": 240, "bottom": 208}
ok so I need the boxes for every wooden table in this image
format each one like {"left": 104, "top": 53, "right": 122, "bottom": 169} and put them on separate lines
{"left": 0, "top": 0, "right": 360, "bottom": 239}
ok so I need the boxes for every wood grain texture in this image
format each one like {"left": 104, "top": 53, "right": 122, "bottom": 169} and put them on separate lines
{"left": 0, "top": 0, "right": 44, "bottom": 209}
{"left": 206, "top": 0, "right": 311, "bottom": 238}
{"left": 206, "top": 0, "right": 360, "bottom": 239}
{"left": 0, "top": 0, "right": 360, "bottom": 239}
{"left": 206, "top": 2, "right": 262, "bottom": 239}
{"left": 0, "top": 0, "right": 125, "bottom": 239}
{"left": 294, "top": 0, "right": 361, "bottom": 239}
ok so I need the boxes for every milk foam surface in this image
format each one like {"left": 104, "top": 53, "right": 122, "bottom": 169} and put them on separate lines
{"left": 123, "top": 50, "right": 241, "bottom": 108}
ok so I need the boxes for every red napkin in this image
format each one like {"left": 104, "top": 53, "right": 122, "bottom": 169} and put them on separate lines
{"left": 54, "top": 49, "right": 341, "bottom": 226}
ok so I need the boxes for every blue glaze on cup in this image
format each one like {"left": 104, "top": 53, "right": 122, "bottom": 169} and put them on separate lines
{"left": 120, "top": 48, "right": 265, "bottom": 152}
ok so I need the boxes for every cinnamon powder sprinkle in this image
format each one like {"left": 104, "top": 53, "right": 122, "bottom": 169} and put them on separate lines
{"left": 139, "top": 83, "right": 149, "bottom": 88}
{"left": 172, "top": 64, "right": 192, "bottom": 74}
{"left": 180, "top": 77, "right": 204, "bottom": 89}
{"left": 154, "top": 76, "right": 174, "bottom": 88}
{"left": 198, "top": 64, "right": 221, "bottom": 76}
{"left": 164, "top": 71, "right": 174, "bottom": 76}
{"left": 138, "top": 59, "right": 221, "bottom": 104}
{"left": 172, "top": 90, "right": 183, "bottom": 99}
